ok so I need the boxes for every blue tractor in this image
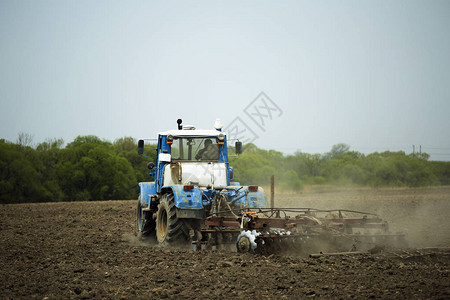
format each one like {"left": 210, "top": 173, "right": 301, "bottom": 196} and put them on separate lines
{"left": 136, "top": 119, "right": 267, "bottom": 245}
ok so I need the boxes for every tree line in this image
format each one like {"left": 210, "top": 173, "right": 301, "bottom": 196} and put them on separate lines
{"left": 1, "top": 137, "right": 449, "bottom": 203}
{"left": 0, "top": 136, "right": 156, "bottom": 203}
{"left": 230, "top": 143, "right": 450, "bottom": 190}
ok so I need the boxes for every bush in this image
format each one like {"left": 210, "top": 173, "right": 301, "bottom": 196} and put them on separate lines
{"left": 279, "top": 170, "right": 303, "bottom": 191}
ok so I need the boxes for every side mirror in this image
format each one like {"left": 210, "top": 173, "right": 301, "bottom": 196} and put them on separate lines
{"left": 147, "top": 162, "right": 155, "bottom": 170}
{"left": 137, "top": 140, "right": 144, "bottom": 155}
{"left": 235, "top": 141, "right": 242, "bottom": 155}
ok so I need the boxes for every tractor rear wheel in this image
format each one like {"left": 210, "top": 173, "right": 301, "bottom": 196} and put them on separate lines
{"left": 156, "top": 193, "right": 189, "bottom": 244}
{"left": 136, "top": 197, "right": 155, "bottom": 241}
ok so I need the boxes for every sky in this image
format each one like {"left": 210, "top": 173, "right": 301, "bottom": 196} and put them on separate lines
{"left": 1, "top": 0, "right": 449, "bottom": 160}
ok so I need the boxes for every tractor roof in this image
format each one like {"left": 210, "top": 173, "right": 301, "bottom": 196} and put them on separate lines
{"left": 158, "top": 129, "right": 225, "bottom": 137}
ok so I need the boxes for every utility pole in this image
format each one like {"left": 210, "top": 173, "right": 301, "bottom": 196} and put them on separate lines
{"left": 270, "top": 175, "right": 274, "bottom": 213}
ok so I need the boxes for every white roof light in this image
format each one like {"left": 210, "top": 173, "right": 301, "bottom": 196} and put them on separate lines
{"left": 214, "top": 118, "right": 223, "bottom": 130}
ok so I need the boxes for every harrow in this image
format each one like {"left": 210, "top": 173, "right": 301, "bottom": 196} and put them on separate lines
{"left": 194, "top": 207, "right": 406, "bottom": 255}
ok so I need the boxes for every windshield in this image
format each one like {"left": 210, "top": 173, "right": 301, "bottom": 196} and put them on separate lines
{"left": 170, "top": 137, "right": 220, "bottom": 161}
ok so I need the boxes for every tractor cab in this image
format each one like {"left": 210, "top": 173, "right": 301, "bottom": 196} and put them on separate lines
{"left": 138, "top": 119, "right": 241, "bottom": 193}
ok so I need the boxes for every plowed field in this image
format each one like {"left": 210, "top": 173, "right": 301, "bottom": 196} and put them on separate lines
{"left": 1, "top": 187, "right": 449, "bottom": 299}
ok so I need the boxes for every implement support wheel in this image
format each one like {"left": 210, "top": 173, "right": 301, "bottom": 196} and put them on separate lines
{"left": 236, "top": 235, "right": 252, "bottom": 253}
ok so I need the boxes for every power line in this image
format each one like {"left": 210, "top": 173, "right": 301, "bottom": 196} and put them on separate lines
{"left": 423, "top": 147, "right": 450, "bottom": 150}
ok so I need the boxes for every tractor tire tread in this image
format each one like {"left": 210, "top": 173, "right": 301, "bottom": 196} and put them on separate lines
{"left": 156, "top": 193, "right": 190, "bottom": 244}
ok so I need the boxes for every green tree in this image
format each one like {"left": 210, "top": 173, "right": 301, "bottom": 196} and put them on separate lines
{"left": 279, "top": 169, "right": 303, "bottom": 191}
{"left": 0, "top": 141, "right": 50, "bottom": 203}
{"left": 58, "top": 136, "right": 137, "bottom": 200}
{"left": 326, "top": 143, "right": 350, "bottom": 159}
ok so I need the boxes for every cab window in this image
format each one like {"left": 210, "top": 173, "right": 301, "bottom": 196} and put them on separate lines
{"left": 171, "top": 137, "right": 220, "bottom": 161}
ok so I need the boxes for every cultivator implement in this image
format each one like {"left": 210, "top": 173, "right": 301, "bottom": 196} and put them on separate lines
{"left": 194, "top": 208, "right": 406, "bottom": 255}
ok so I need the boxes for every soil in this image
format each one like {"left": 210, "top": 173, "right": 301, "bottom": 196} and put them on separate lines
{"left": 1, "top": 187, "right": 449, "bottom": 299}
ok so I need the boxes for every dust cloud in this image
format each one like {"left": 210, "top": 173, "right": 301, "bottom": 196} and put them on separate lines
{"left": 274, "top": 187, "right": 450, "bottom": 248}
{"left": 121, "top": 233, "right": 155, "bottom": 247}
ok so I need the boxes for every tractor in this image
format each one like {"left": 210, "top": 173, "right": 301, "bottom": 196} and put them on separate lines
{"left": 136, "top": 119, "right": 267, "bottom": 245}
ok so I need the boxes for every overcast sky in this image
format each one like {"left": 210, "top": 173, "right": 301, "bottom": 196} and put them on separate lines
{"left": 1, "top": 1, "right": 449, "bottom": 160}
